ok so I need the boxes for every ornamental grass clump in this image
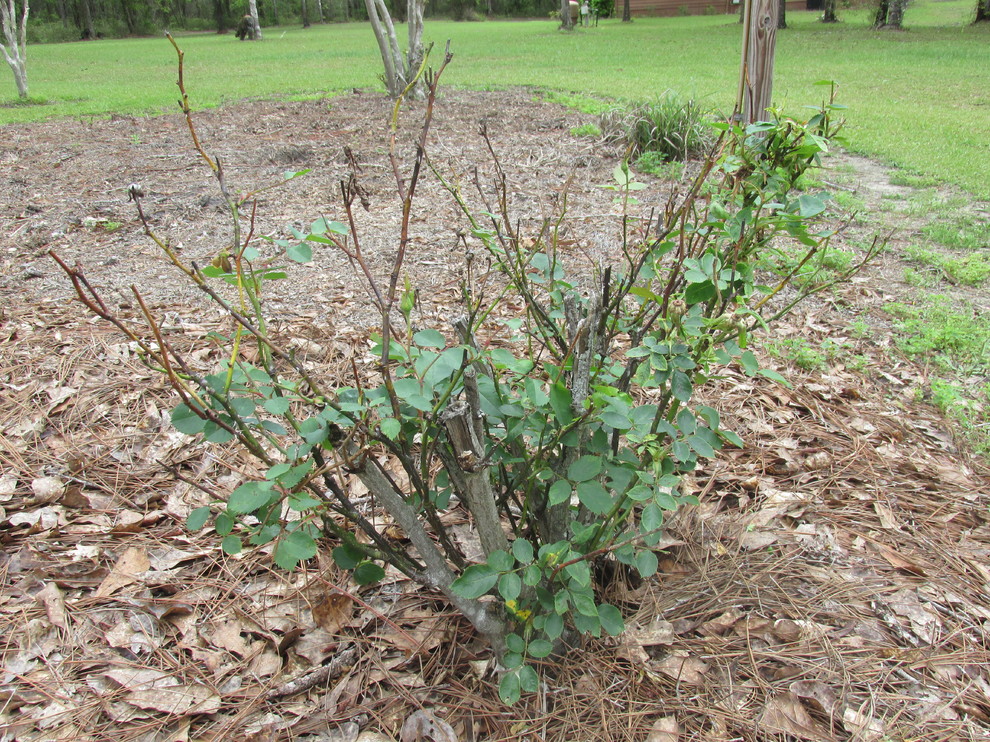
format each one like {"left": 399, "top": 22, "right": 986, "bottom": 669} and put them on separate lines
{"left": 601, "top": 92, "right": 716, "bottom": 161}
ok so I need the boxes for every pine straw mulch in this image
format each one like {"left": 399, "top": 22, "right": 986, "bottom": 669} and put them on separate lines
{"left": 1, "top": 89, "right": 989, "bottom": 742}
{"left": 2, "top": 296, "right": 989, "bottom": 742}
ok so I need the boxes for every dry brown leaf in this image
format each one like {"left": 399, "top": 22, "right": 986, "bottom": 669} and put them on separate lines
{"left": 872, "top": 502, "right": 901, "bottom": 529}
{"left": 210, "top": 620, "right": 251, "bottom": 656}
{"left": 0, "top": 475, "right": 16, "bottom": 500}
{"left": 757, "top": 692, "right": 832, "bottom": 741}
{"left": 375, "top": 617, "right": 449, "bottom": 657}
{"left": 399, "top": 709, "right": 458, "bottom": 742}
{"left": 293, "top": 627, "right": 340, "bottom": 665}
{"left": 872, "top": 541, "right": 927, "bottom": 576}
{"left": 699, "top": 608, "right": 743, "bottom": 637}
{"left": 651, "top": 651, "right": 709, "bottom": 685}
{"left": 8, "top": 505, "right": 65, "bottom": 530}
{"left": 789, "top": 680, "right": 839, "bottom": 715}
{"left": 646, "top": 715, "right": 679, "bottom": 742}
{"left": 736, "top": 528, "right": 778, "bottom": 550}
{"left": 30, "top": 476, "right": 65, "bottom": 502}
{"left": 102, "top": 666, "right": 172, "bottom": 690}
{"left": 313, "top": 593, "right": 353, "bottom": 634}
{"left": 94, "top": 546, "right": 150, "bottom": 598}
{"left": 249, "top": 649, "right": 283, "bottom": 678}
{"left": 842, "top": 706, "right": 885, "bottom": 740}
{"left": 624, "top": 619, "right": 676, "bottom": 647}
{"left": 888, "top": 587, "right": 940, "bottom": 644}
{"left": 125, "top": 683, "right": 221, "bottom": 716}
{"left": 35, "top": 582, "right": 69, "bottom": 630}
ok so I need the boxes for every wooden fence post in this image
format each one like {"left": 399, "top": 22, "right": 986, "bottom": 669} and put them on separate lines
{"left": 736, "top": 0, "right": 779, "bottom": 124}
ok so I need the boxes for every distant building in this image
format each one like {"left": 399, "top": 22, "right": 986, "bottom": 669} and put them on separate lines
{"left": 628, "top": 0, "right": 807, "bottom": 17}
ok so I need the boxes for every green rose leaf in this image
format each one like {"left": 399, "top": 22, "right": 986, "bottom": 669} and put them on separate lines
{"left": 450, "top": 564, "right": 498, "bottom": 599}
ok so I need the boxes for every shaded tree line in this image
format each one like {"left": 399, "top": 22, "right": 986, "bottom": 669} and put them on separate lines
{"left": 26, "top": 0, "right": 563, "bottom": 40}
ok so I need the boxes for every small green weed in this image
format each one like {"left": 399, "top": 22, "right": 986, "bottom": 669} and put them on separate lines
{"left": 766, "top": 337, "right": 848, "bottom": 371}
{"left": 762, "top": 243, "right": 854, "bottom": 288}
{"left": 849, "top": 318, "right": 872, "bottom": 339}
{"left": 830, "top": 190, "right": 867, "bottom": 213}
{"left": 889, "top": 170, "right": 940, "bottom": 188}
{"left": 905, "top": 244, "right": 990, "bottom": 286}
{"left": 1, "top": 96, "right": 49, "bottom": 107}
{"left": 902, "top": 190, "right": 969, "bottom": 219}
{"left": 819, "top": 247, "right": 856, "bottom": 273}
{"left": 795, "top": 172, "right": 826, "bottom": 191}
{"left": 633, "top": 151, "right": 685, "bottom": 180}
{"left": 887, "top": 296, "right": 990, "bottom": 374}
{"left": 569, "top": 123, "right": 602, "bottom": 138}
{"left": 902, "top": 266, "right": 937, "bottom": 288}
{"left": 539, "top": 90, "right": 611, "bottom": 115}
{"left": 921, "top": 213, "right": 990, "bottom": 251}
{"left": 928, "top": 378, "right": 990, "bottom": 457}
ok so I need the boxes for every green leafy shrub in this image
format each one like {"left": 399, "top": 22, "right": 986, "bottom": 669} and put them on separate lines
{"left": 600, "top": 92, "right": 716, "bottom": 162}
{"left": 53, "top": 48, "right": 874, "bottom": 706}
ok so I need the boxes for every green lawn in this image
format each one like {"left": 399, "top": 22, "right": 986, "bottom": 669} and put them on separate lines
{"left": 2, "top": 5, "right": 989, "bottom": 197}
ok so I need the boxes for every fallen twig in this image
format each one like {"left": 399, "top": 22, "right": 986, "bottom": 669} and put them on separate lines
{"left": 265, "top": 644, "right": 359, "bottom": 700}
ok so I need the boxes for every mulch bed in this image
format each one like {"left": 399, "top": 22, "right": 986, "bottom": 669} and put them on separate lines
{"left": 1, "top": 89, "right": 988, "bottom": 741}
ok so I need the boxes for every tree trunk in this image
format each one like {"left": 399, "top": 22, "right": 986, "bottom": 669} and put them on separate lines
{"left": 559, "top": 0, "right": 573, "bottom": 28}
{"left": 214, "top": 0, "right": 229, "bottom": 32}
{"left": 119, "top": 0, "right": 138, "bottom": 33}
{"left": 0, "top": 0, "right": 29, "bottom": 99}
{"left": 301, "top": 0, "right": 310, "bottom": 26}
{"left": 874, "top": 0, "right": 904, "bottom": 27}
{"left": 248, "top": 0, "right": 262, "bottom": 37}
{"left": 76, "top": 0, "right": 94, "bottom": 38}
{"left": 622, "top": 0, "right": 630, "bottom": 22}
{"left": 737, "top": 0, "right": 778, "bottom": 124}
{"left": 270, "top": 0, "right": 279, "bottom": 24}
{"left": 364, "top": 0, "right": 425, "bottom": 98}
{"left": 821, "top": 0, "right": 837, "bottom": 22}
{"left": 777, "top": 0, "right": 785, "bottom": 28}
{"left": 315, "top": 0, "right": 324, "bottom": 22}
{"left": 886, "top": 0, "right": 904, "bottom": 26}
{"left": 977, "top": 0, "right": 989, "bottom": 21}
{"left": 873, "top": 0, "right": 888, "bottom": 26}
{"left": 405, "top": 0, "right": 425, "bottom": 96}
{"left": 365, "top": 0, "right": 404, "bottom": 96}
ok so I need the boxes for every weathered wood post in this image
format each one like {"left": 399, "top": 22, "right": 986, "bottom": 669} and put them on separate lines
{"left": 736, "top": 0, "right": 779, "bottom": 124}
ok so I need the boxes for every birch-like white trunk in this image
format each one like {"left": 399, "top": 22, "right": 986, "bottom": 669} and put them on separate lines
{"left": 248, "top": 0, "right": 262, "bottom": 38}
{"left": 364, "top": 0, "right": 425, "bottom": 98}
{"left": 405, "top": 0, "right": 425, "bottom": 98}
{"left": 0, "top": 0, "right": 28, "bottom": 99}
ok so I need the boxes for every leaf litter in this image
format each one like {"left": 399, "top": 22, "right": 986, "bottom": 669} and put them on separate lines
{"left": 0, "top": 89, "right": 988, "bottom": 741}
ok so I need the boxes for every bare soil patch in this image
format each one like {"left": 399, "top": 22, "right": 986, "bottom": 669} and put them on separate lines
{"left": 1, "top": 90, "right": 988, "bottom": 742}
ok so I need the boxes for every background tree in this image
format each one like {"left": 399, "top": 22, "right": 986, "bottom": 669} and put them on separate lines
{"left": 364, "top": 0, "right": 425, "bottom": 97}
{"left": 622, "top": 0, "right": 630, "bottom": 22}
{"left": 0, "top": 0, "right": 28, "bottom": 99}
{"left": 821, "top": 0, "right": 837, "bottom": 23}
{"left": 975, "top": 0, "right": 988, "bottom": 22}
{"left": 874, "top": 0, "right": 905, "bottom": 28}
{"left": 249, "top": 0, "right": 262, "bottom": 37}
{"left": 777, "top": 0, "right": 785, "bottom": 28}
{"left": 559, "top": 0, "right": 573, "bottom": 28}
{"left": 213, "top": 0, "right": 232, "bottom": 32}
